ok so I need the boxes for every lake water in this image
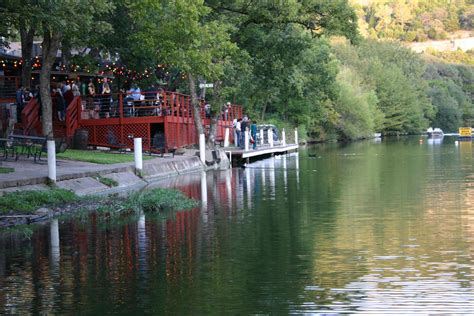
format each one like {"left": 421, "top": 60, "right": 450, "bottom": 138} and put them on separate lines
{"left": 1, "top": 136, "right": 474, "bottom": 314}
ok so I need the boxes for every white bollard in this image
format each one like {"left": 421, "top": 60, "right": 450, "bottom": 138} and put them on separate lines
{"left": 244, "top": 129, "right": 250, "bottom": 151}
{"left": 295, "top": 128, "right": 298, "bottom": 145}
{"left": 47, "top": 140, "right": 56, "bottom": 183}
{"left": 268, "top": 129, "right": 274, "bottom": 147}
{"left": 224, "top": 127, "right": 230, "bottom": 147}
{"left": 199, "top": 133, "right": 206, "bottom": 163}
{"left": 134, "top": 138, "right": 143, "bottom": 172}
{"left": 282, "top": 128, "right": 286, "bottom": 146}
{"left": 260, "top": 128, "right": 264, "bottom": 145}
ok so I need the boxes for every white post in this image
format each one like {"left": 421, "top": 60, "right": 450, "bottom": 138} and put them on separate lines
{"left": 224, "top": 127, "right": 230, "bottom": 147}
{"left": 268, "top": 129, "right": 274, "bottom": 147}
{"left": 47, "top": 140, "right": 56, "bottom": 183}
{"left": 199, "top": 133, "right": 206, "bottom": 163}
{"left": 282, "top": 128, "right": 286, "bottom": 146}
{"left": 244, "top": 129, "right": 250, "bottom": 151}
{"left": 294, "top": 128, "right": 298, "bottom": 145}
{"left": 260, "top": 128, "right": 264, "bottom": 145}
{"left": 134, "top": 138, "right": 143, "bottom": 172}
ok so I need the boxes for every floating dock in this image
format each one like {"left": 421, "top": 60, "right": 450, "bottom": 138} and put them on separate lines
{"left": 225, "top": 144, "right": 298, "bottom": 165}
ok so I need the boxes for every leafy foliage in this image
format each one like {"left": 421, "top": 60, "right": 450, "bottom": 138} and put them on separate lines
{"left": 332, "top": 40, "right": 434, "bottom": 135}
{"left": 350, "top": 0, "right": 474, "bottom": 42}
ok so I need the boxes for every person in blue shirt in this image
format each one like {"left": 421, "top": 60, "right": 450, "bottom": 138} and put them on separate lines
{"left": 129, "top": 84, "right": 141, "bottom": 101}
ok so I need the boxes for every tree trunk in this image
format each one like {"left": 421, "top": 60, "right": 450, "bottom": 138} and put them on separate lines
{"left": 207, "top": 80, "right": 223, "bottom": 148}
{"left": 188, "top": 73, "right": 205, "bottom": 138}
{"left": 19, "top": 18, "right": 34, "bottom": 89}
{"left": 40, "top": 27, "right": 62, "bottom": 138}
{"left": 261, "top": 103, "right": 267, "bottom": 121}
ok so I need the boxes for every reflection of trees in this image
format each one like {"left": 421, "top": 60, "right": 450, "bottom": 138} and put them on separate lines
{"left": 3, "top": 140, "right": 474, "bottom": 313}
{"left": 301, "top": 140, "right": 474, "bottom": 311}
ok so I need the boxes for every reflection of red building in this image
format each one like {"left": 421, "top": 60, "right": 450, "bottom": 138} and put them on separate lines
{"left": 0, "top": 167, "right": 252, "bottom": 313}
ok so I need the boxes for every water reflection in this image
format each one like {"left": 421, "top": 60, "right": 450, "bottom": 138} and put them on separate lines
{"left": 1, "top": 140, "right": 474, "bottom": 313}
{"left": 427, "top": 136, "right": 444, "bottom": 145}
{"left": 50, "top": 219, "right": 60, "bottom": 271}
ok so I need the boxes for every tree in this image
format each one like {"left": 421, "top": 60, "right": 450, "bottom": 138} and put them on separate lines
{"left": 129, "top": 0, "right": 242, "bottom": 147}
{"left": 1, "top": 1, "right": 38, "bottom": 88}
{"left": 21, "top": 0, "right": 113, "bottom": 137}
{"left": 332, "top": 40, "right": 434, "bottom": 134}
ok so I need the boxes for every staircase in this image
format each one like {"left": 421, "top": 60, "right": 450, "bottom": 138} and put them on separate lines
{"left": 20, "top": 98, "right": 41, "bottom": 135}
{"left": 19, "top": 96, "right": 82, "bottom": 143}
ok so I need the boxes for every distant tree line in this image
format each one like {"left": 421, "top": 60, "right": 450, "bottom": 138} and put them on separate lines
{"left": 0, "top": 0, "right": 473, "bottom": 142}
{"left": 351, "top": 0, "right": 474, "bottom": 42}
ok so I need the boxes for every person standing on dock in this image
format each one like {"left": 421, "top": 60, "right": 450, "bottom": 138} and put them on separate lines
{"left": 240, "top": 117, "right": 248, "bottom": 148}
{"left": 250, "top": 119, "right": 257, "bottom": 150}
{"left": 234, "top": 118, "right": 241, "bottom": 147}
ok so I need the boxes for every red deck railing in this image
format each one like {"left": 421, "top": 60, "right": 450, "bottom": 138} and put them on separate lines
{"left": 65, "top": 96, "right": 82, "bottom": 139}
{"left": 21, "top": 97, "right": 40, "bottom": 135}
{"left": 4, "top": 78, "right": 244, "bottom": 150}
{"left": 78, "top": 90, "right": 243, "bottom": 150}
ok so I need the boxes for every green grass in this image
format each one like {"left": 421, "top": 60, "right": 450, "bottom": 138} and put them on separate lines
{"left": 96, "top": 175, "right": 119, "bottom": 187}
{"left": 125, "top": 188, "right": 199, "bottom": 213}
{"left": 1, "top": 187, "right": 198, "bottom": 232}
{"left": 56, "top": 149, "right": 153, "bottom": 164}
{"left": 0, "top": 189, "right": 79, "bottom": 214}
{"left": 0, "top": 167, "right": 14, "bottom": 173}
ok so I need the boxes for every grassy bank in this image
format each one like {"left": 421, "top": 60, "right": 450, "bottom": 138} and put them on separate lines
{"left": 0, "top": 167, "right": 14, "bottom": 174}
{"left": 0, "top": 187, "right": 198, "bottom": 227}
{"left": 0, "top": 189, "right": 78, "bottom": 214}
{"left": 56, "top": 149, "right": 154, "bottom": 164}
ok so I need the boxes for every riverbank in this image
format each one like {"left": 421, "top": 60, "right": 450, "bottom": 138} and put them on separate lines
{"left": 0, "top": 187, "right": 199, "bottom": 229}
{"left": 0, "top": 148, "right": 230, "bottom": 195}
{"left": 0, "top": 148, "right": 230, "bottom": 228}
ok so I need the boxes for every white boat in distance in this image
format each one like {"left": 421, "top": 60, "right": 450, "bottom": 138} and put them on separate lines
{"left": 427, "top": 127, "right": 444, "bottom": 138}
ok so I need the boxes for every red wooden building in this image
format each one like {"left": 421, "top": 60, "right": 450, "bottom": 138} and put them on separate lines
{"left": 2, "top": 78, "right": 242, "bottom": 151}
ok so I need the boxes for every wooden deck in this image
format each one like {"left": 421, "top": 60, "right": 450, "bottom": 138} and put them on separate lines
{"left": 12, "top": 89, "right": 242, "bottom": 152}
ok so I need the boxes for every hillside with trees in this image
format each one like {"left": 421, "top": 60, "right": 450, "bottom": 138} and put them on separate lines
{"left": 350, "top": 0, "right": 474, "bottom": 42}
{"left": 1, "top": 0, "right": 473, "bottom": 141}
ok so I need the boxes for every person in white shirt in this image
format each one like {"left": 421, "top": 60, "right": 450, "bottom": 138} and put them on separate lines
{"left": 235, "top": 118, "right": 242, "bottom": 147}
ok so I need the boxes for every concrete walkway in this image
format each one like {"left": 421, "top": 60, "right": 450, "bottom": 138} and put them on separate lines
{"left": 0, "top": 149, "right": 227, "bottom": 195}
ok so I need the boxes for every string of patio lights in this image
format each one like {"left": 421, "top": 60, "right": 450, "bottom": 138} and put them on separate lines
{"left": 0, "top": 56, "right": 184, "bottom": 82}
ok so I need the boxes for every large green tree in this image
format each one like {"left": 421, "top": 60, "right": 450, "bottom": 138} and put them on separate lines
{"left": 2, "top": 0, "right": 113, "bottom": 137}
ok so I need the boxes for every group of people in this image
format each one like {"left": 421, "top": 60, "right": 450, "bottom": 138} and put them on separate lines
{"left": 54, "top": 81, "right": 82, "bottom": 121}
{"left": 121, "top": 84, "right": 167, "bottom": 117}
{"left": 233, "top": 116, "right": 258, "bottom": 150}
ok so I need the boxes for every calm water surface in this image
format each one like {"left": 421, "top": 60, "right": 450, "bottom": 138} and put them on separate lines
{"left": 1, "top": 136, "right": 474, "bottom": 314}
